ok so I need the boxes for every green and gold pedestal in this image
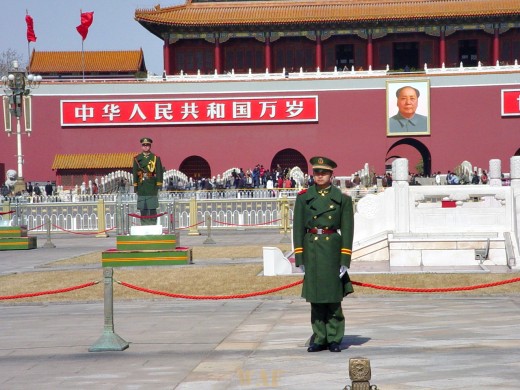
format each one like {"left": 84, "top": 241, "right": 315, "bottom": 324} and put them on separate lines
{"left": 0, "top": 226, "right": 37, "bottom": 250}
{"left": 101, "top": 234, "right": 192, "bottom": 267}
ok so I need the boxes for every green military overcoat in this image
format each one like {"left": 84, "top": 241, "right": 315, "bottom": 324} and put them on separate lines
{"left": 293, "top": 185, "right": 354, "bottom": 303}
{"left": 132, "top": 152, "right": 164, "bottom": 210}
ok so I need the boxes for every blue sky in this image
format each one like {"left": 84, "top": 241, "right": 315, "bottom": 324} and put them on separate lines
{"left": 0, "top": 0, "right": 183, "bottom": 75}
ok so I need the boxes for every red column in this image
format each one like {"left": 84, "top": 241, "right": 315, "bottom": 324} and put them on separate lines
{"left": 315, "top": 34, "right": 322, "bottom": 70}
{"left": 214, "top": 38, "right": 222, "bottom": 74}
{"left": 264, "top": 36, "right": 271, "bottom": 72}
{"left": 439, "top": 27, "right": 446, "bottom": 67}
{"left": 493, "top": 26, "right": 500, "bottom": 65}
{"left": 163, "top": 38, "right": 170, "bottom": 75}
{"left": 366, "top": 31, "right": 373, "bottom": 69}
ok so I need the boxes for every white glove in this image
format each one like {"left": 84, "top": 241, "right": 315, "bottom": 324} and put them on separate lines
{"left": 339, "top": 265, "right": 348, "bottom": 277}
{"left": 299, "top": 265, "right": 305, "bottom": 273}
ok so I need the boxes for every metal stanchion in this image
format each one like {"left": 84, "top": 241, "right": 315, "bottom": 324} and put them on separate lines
{"left": 168, "top": 201, "right": 180, "bottom": 248}
{"left": 123, "top": 203, "right": 130, "bottom": 235}
{"left": 13, "top": 201, "right": 23, "bottom": 227}
{"left": 203, "top": 215, "right": 216, "bottom": 244}
{"left": 89, "top": 267, "right": 129, "bottom": 352}
{"left": 42, "top": 218, "right": 55, "bottom": 248}
{"left": 344, "top": 357, "right": 378, "bottom": 390}
{"left": 167, "top": 202, "right": 173, "bottom": 234}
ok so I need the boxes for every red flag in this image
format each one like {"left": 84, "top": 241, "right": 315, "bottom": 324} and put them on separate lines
{"left": 26, "top": 14, "right": 37, "bottom": 42}
{"left": 76, "top": 11, "right": 94, "bottom": 41}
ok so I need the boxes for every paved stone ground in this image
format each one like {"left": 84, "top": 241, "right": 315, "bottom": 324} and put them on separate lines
{"left": 1, "top": 230, "right": 520, "bottom": 389}
{"left": 2, "top": 297, "right": 520, "bottom": 389}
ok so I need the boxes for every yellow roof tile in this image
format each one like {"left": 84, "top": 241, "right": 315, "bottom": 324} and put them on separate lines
{"left": 52, "top": 153, "right": 136, "bottom": 170}
{"left": 30, "top": 50, "right": 145, "bottom": 73}
{"left": 135, "top": 0, "right": 520, "bottom": 27}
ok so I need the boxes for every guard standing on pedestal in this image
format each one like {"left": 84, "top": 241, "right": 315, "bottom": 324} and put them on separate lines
{"left": 132, "top": 137, "right": 164, "bottom": 225}
{"left": 293, "top": 156, "right": 354, "bottom": 353}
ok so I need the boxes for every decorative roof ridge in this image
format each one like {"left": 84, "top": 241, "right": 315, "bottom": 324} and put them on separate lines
{"left": 34, "top": 49, "right": 143, "bottom": 54}
{"left": 54, "top": 152, "right": 136, "bottom": 157}
{"left": 134, "top": 0, "right": 520, "bottom": 33}
{"left": 136, "top": 0, "right": 510, "bottom": 11}
{"left": 51, "top": 152, "right": 137, "bottom": 170}
{"left": 136, "top": 2, "right": 188, "bottom": 13}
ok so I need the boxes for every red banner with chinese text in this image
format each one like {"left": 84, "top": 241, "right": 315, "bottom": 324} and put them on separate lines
{"left": 501, "top": 90, "right": 520, "bottom": 116}
{"left": 60, "top": 96, "right": 318, "bottom": 127}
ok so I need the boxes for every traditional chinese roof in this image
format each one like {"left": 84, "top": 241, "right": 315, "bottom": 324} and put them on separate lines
{"left": 30, "top": 49, "right": 146, "bottom": 74}
{"left": 135, "top": 0, "right": 520, "bottom": 36}
{"left": 52, "top": 153, "right": 135, "bottom": 170}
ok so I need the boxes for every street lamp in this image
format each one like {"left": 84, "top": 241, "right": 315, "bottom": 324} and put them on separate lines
{"left": 1, "top": 60, "right": 41, "bottom": 194}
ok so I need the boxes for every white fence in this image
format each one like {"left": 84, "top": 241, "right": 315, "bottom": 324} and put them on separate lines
{"left": 352, "top": 157, "right": 520, "bottom": 267}
{"left": 145, "top": 61, "right": 520, "bottom": 83}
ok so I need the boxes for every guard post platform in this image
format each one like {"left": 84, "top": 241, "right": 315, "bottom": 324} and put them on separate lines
{"left": 0, "top": 203, "right": 36, "bottom": 251}
{"left": 101, "top": 225, "right": 192, "bottom": 267}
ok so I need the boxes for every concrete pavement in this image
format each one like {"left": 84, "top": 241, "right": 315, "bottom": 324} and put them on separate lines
{"left": 2, "top": 297, "right": 520, "bottom": 389}
{"left": 1, "top": 230, "right": 520, "bottom": 389}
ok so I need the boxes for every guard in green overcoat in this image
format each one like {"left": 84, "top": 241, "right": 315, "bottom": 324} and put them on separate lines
{"left": 132, "top": 137, "right": 164, "bottom": 225}
{"left": 293, "top": 156, "right": 354, "bottom": 353}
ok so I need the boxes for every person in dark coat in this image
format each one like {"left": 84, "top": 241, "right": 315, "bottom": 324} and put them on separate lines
{"left": 132, "top": 137, "right": 164, "bottom": 225}
{"left": 293, "top": 156, "right": 354, "bottom": 353}
{"left": 45, "top": 181, "right": 53, "bottom": 196}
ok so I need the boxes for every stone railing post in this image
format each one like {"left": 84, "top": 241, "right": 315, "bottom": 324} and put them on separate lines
{"left": 393, "top": 158, "right": 410, "bottom": 233}
{"left": 489, "top": 158, "right": 502, "bottom": 186}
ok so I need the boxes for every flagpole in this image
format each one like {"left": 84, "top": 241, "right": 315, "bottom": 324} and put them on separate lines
{"left": 26, "top": 9, "right": 30, "bottom": 74}
{"left": 82, "top": 40, "right": 85, "bottom": 82}
{"left": 27, "top": 42, "right": 31, "bottom": 74}
{"left": 80, "top": 9, "right": 85, "bottom": 82}
{"left": 76, "top": 9, "right": 93, "bottom": 82}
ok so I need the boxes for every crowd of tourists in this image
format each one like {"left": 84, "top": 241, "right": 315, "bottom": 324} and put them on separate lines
{"left": 433, "top": 170, "right": 511, "bottom": 186}
{"left": 166, "top": 164, "right": 304, "bottom": 191}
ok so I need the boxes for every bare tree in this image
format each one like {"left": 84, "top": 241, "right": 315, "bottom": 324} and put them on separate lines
{"left": 0, "top": 49, "right": 26, "bottom": 76}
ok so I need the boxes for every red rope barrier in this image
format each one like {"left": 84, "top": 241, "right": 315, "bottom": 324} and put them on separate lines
{"left": 28, "top": 223, "right": 45, "bottom": 231}
{"left": 51, "top": 224, "right": 116, "bottom": 235}
{"left": 0, "top": 211, "right": 15, "bottom": 215}
{"left": 2, "top": 275, "right": 519, "bottom": 302}
{"left": 176, "top": 221, "right": 205, "bottom": 230}
{"left": 212, "top": 218, "right": 281, "bottom": 227}
{"left": 351, "top": 277, "right": 520, "bottom": 293}
{"left": 0, "top": 281, "right": 99, "bottom": 301}
{"left": 117, "top": 279, "right": 303, "bottom": 300}
{"left": 116, "top": 276, "right": 520, "bottom": 300}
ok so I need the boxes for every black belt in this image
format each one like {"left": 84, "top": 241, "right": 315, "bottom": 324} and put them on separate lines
{"left": 307, "top": 228, "right": 337, "bottom": 235}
